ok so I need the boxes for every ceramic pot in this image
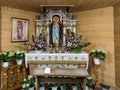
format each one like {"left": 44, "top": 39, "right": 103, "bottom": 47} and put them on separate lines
{"left": 40, "top": 86, "right": 45, "bottom": 90}
{"left": 3, "top": 62, "right": 9, "bottom": 68}
{"left": 52, "top": 87, "right": 57, "bottom": 90}
{"left": 72, "top": 86, "right": 77, "bottom": 90}
{"left": 94, "top": 58, "right": 100, "bottom": 65}
{"left": 16, "top": 59, "right": 23, "bottom": 65}
{"left": 29, "top": 87, "right": 34, "bottom": 90}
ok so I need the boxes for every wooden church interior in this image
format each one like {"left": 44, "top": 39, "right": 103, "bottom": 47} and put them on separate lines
{"left": 0, "top": 0, "right": 120, "bottom": 90}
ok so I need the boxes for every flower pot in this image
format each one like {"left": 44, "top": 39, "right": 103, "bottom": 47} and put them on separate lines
{"left": 3, "top": 62, "right": 9, "bottom": 68}
{"left": 60, "top": 86, "right": 64, "bottom": 90}
{"left": 72, "top": 86, "right": 77, "bottom": 90}
{"left": 52, "top": 87, "right": 57, "bottom": 90}
{"left": 94, "top": 58, "right": 100, "bottom": 65}
{"left": 16, "top": 59, "right": 23, "bottom": 65}
{"left": 40, "top": 86, "right": 45, "bottom": 90}
{"left": 60, "top": 86, "right": 66, "bottom": 90}
{"left": 29, "top": 87, "right": 34, "bottom": 90}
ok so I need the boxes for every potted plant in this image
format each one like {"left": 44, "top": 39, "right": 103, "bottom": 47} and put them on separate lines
{"left": 86, "top": 76, "right": 94, "bottom": 90}
{"left": 22, "top": 75, "right": 36, "bottom": 90}
{"left": 24, "top": 34, "right": 47, "bottom": 51}
{"left": 90, "top": 49, "right": 107, "bottom": 65}
{"left": 15, "top": 50, "right": 27, "bottom": 65}
{"left": 71, "top": 84, "right": 78, "bottom": 90}
{"left": 67, "top": 32, "right": 91, "bottom": 53}
{"left": 2, "top": 51, "right": 15, "bottom": 67}
{"left": 51, "top": 83, "right": 58, "bottom": 90}
{"left": 60, "top": 84, "right": 67, "bottom": 90}
{"left": 39, "top": 82, "right": 45, "bottom": 90}
{"left": 66, "top": 84, "right": 72, "bottom": 90}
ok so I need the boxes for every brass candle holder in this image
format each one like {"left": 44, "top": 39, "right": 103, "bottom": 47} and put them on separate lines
{"left": 50, "top": 44, "right": 53, "bottom": 53}
{"left": 55, "top": 43, "right": 59, "bottom": 53}
{"left": 61, "top": 44, "right": 65, "bottom": 53}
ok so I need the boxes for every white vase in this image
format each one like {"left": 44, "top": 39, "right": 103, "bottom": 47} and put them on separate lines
{"left": 3, "top": 62, "right": 9, "bottom": 68}
{"left": 94, "top": 58, "right": 100, "bottom": 65}
{"left": 60, "top": 86, "right": 66, "bottom": 90}
{"left": 52, "top": 87, "right": 57, "bottom": 90}
{"left": 72, "top": 86, "right": 77, "bottom": 90}
{"left": 16, "top": 59, "right": 23, "bottom": 65}
{"left": 40, "top": 86, "right": 45, "bottom": 90}
{"left": 29, "top": 87, "right": 34, "bottom": 90}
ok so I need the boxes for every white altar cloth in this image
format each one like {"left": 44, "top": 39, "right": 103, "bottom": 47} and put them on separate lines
{"left": 25, "top": 51, "right": 89, "bottom": 69}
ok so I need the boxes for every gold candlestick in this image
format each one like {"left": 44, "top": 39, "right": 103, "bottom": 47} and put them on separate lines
{"left": 50, "top": 44, "right": 53, "bottom": 53}
{"left": 62, "top": 44, "right": 65, "bottom": 53}
{"left": 55, "top": 43, "right": 59, "bottom": 53}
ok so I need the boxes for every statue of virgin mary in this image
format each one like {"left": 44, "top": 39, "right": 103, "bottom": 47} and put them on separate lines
{"left": 49, "top": 15, "right": 63, "bottom": 46}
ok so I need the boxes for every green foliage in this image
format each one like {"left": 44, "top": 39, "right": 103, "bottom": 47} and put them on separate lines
{"left": 86, "top": 76, "right": 95, "bottom": 87}
{"left": 22, "top": 75, "right": 36, "bottom": 90}
{"left": 90, "top": 49, "right": 107, "bottom": 60}
{"left": 0, "top": 51, "right": 15, "bottom": 62}
{"left": 15, "top": 50, "right": 27, "bottom": 60}
{"left": 0, "top": 53, "right": 4, "bottom": 62}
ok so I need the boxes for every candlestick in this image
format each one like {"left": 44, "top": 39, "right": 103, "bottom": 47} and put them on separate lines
{"left": 55, "top": 43, "right": 59, "bottom": 53}
{"left": 61, "top": 44, "right": 65, "bottom": 53}
{"left": 50, "top": 44, "right": 53, "bottom": 53}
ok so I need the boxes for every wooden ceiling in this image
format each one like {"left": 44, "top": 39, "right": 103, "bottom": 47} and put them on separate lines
{"left": 0, "top": 0, "right": 120, "bottom": 13}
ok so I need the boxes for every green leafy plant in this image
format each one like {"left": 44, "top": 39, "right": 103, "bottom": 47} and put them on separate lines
{"left": 2, "top": 51, "right": 15, "bottom": 62}
{"left": 15, "top": 50, "right": 27, "bottom": 60}
{"left": 40, "top": 82, "right": 45, "bottom": 87}
{"left": 90, "top": 49, "right": 107, "bottom": 60}
{"left": 22, "top": 75, "right": 36, "bottom": 90}
{"left": 0, "top": 53, "right": 4, "bottom": 62}
{"left": 86, "top": 76, "right": 94, "bottom": 88}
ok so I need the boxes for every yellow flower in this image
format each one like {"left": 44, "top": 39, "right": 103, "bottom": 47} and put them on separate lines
{"left": 22, "top": 84, "right": 26, "bottom": 88}
{"left": 90, "top": 49, "right": 95, "bottom": 52}
{"left": 101, "top": 50, "right": 107, "bottom": 54}
{"left": 26, "top": 83, "right": 30, "bottom": 87}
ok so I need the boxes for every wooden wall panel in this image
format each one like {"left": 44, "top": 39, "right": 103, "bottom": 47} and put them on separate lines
{"left": 74, "top": 7, "right": 115, "bottom": 86}
{"left": 1, "top": 6, "right": 39, "bottom": 51}
{"left": 0, "top": 6, "right": 1, "bottom": 51}
{"left": 114, "top": 2, "right": 120, "bottom": 89}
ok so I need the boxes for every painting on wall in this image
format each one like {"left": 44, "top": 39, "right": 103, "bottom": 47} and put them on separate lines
{"left": 11, "top": 18, "right": 29, "bottom": 42}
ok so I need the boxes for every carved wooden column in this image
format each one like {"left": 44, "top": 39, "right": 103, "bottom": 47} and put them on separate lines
{"left": 8, "top": 66, "right": 15, "bottom": 87}
{"left": 22, "top": 64, "right": 27, "bottom": 80}
{"left": 94, "top": 65, "right": 102, "bottom": 90}
{"left": 16, "top": 65, "right": 22, "bottom": 85}
{"left": 1, "top": 68, "right": 8, "bottom": 89}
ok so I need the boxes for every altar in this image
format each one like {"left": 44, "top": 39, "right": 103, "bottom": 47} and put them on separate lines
{"left": 25, "top": 51, "right": 89, "bottom": 90}
{"left": 25, "top": 51, "right": 89, "bottom": 69}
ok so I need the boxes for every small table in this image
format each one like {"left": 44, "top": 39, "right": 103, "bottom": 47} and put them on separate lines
{"left": 33, "top": 68, "right": 89, "bottom": 90}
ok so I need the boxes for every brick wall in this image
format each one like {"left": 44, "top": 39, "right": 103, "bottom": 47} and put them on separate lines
{"left": 1, "top": 6, "right": 39, "bottom": 51}
{"left": 74, "top": 7, "right": 115, "bottom": 86}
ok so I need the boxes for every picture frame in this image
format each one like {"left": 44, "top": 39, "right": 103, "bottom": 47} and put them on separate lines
{"left": 11, "top": 17, "right": 29, "bottom": 42}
